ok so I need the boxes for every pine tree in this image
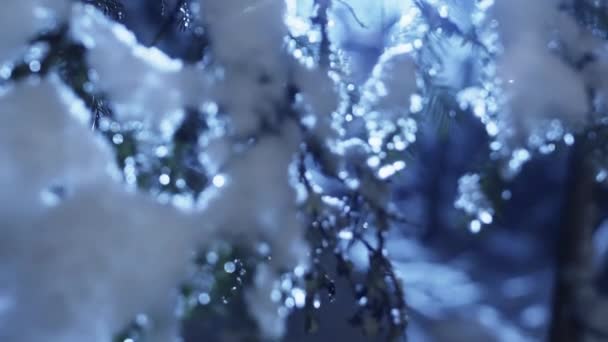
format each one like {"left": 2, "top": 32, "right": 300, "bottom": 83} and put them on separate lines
{"left": 2, "top": 0, "right": 608, "bottom": 341}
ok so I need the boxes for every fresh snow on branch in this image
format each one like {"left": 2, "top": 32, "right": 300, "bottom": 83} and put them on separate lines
{"left": 71, "top": 4, "right": 211, "bottom": 123}
{"left": 0, "top": 78, "right": 205, "bottom": 342}
{"left": 4, "top": 0, "right": 608, "bottom": 341}
{"left": 0, "top": 1, "right": 70, "bottom": 65}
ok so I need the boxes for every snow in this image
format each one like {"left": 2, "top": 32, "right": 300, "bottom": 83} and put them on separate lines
{"left": 71, "top": 4, "right": 211, "bottom": 123}
{"left": 202, "top": 122, "right": 307, "bottom": 270}
{"left": 328, "top": 0, "right": 414, "bottom": 81}
{"left": 292, "top": 64, "right": 339, "bottom": 126}
{"left": 0, "top": 0, "right": 70, "bottom": 64}
{"left": 0, "top": 78, "right": 204, "bottom": 342}
{"left": 455, "top": 173, "right": 494, "bottom": 232}
{"left": 0, "top": 77, "right": 116, "bottom": 222}
{"left": 492, "top": 0, "right": 589, "bottom": 144}
{"left": 0, "top": 7, "right": 310, "bottom": 335}
{"left": 200, "top": 0, "right": 290, "bottom": 136}
{"left": 357, "top": 45, "right": 418, "bottom": 116}
{"left": 4, "top": 0, "right": 603, "bottom": 340}
{"left": 198, "top": 122, "right": 309, "bottom": 338}
{"left": 245, "top": 264, "right": 287, "bottom": 339}
{"left": 498, "top": 39, "right": 588, "bottom": 139}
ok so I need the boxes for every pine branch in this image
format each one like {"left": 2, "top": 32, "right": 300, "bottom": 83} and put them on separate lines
{"left": 151, "top": 0, "right": 188, "bottom": 45}
{"left": 81, "top": 0, "right": 125, "bottom": 21}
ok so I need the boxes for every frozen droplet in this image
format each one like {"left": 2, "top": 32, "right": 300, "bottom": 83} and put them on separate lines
{"left": 368, "top": 136, "right": 383, "bottom": 151}
{"left": 28, "top": 60, "right": 41, "bottom": 73}
{"left": 597, "top": 169, "right": 608, "bottom": 183}
{"left": 469, "top": 220, "right": 482, "bottom": 234}
{"left": 409, "top": 94, "right": 423, "bottom": 113}
{"left": 0, "top": 63, "right": 13, "bottom": 79}
{"left": 479, "top": 210, "right": 493, "bottom": 225}
{"left": 256, "top": 242, "right": 271, "bottom": 256}
{"left": 486, "top": 121, "right": 498, "bottom": 136}
{"left": 112, "top": 133, "right": 123, "bottom": 145}
{"left": 135, "top": 314, "right": 149, "bottom": 326}
{"left": 206, "top": 251, "right": 218, "bottom": 264}
{"left": 224, "top": 261, "right": 236, "bottom": 274}
{"left": 285, "top": 297, "right": 295, "bottom": 308}
{"left": 393, "top": 160, "right": 406, "bottom": 171}
{"left": 292, "top": 288, "right": 306, "bottom": 308}
{"left": 378, "top": 164, "right": 396, "bottom": 179}
{"left": 198, "top": 293, "right": 211, "bottom": 305}
{"left": 40, "top": 188, "right": 61, "bottom": 207}
{"left": 338, "top": 229, "right": 353, "bottom": 240}
{"left": 281, "top": 278, "right": 293, "bottom": 291}
{"left": 212, "top": 174, "right": 226, "bottom": 188}
{"left": 367, "top": 156, "right": 381, "bottom": 168}
{"left": 159, "top": 174, "right": 170, "bottom": 186}
{"left": 294, "top": 265, "right": 306, "bottom": 277}
{"left": 271, "top": 289, "right": 282, "bottom": 302}
{"left": 155, "top": 145, "right": 169, "bottom": 158}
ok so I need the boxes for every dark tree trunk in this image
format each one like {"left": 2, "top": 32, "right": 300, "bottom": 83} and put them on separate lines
{"left": 423, "top": 137, "right": 448, "bottom": 241}
{"left": 548, "top": 141, "right": 596, "bottom": 342}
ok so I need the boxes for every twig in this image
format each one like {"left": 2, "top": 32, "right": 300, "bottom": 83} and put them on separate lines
{"left": 151, "top": 0, "right": 187, "bottom": 46}
{"left": 335, "top": 0, "right": 368, "bottom": 28}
